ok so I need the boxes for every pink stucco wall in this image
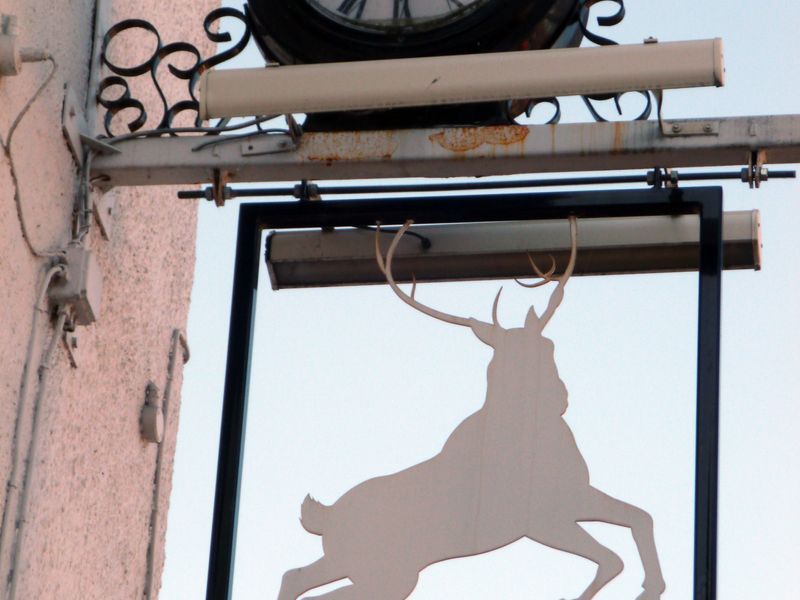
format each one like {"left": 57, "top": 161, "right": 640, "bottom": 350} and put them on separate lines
{"left": 0, "top": 0, "right": 215, "bottom": 597}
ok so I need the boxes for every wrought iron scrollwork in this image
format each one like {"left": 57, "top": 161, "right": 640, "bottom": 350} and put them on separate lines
{"left": 579, "top": 0, "right": 652, "bottom": 122}
{"left": 97, "top": 2, "right": 649, "bottom": 135}
{"left": 97, "top": 8, "right": 251, "bottom": 136}
{"left": 520, "top": 0, "right": 652, "bottom": 125}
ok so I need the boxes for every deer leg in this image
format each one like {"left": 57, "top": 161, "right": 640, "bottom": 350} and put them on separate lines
{"left": 304, "top": 573, "right": 419, "bottom": 600}
{"left": 277, "top": 557, "right": 346, "bottom": 600}
{"left": 302, "top": 585, "right": 357, "bottom": 600}
{"left": 529, "top": 521, "right": 623, "bottom": 600}
{"left": 579, "top": 487, "right": 666, "bottom": 599}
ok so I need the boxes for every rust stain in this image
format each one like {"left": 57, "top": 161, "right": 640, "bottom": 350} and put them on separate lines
{"left": 612, "top": 122, "right": 624, "bottom": 154}
{"left": 429, "top": 125, "right": 530, "bottom": 153}
{"left": 305, "top": 131, "right": 399, "bottom": 162}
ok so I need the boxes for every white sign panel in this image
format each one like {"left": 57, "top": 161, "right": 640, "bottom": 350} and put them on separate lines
{"left": 277, "top": 220, "right": 665, "bottom": 600}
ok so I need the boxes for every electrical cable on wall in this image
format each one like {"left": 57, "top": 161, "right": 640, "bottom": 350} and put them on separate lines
{"left": 0, "top": 29, "right": 82, "bottom": 592}
{"left": 75, "top": 150, "right": 94, "bottom": 243}
{"left": 0, "top": 52, "right": 60, "bottom": 258}
{"left": 143, "top": 330, "right": 190, "bottom": 600}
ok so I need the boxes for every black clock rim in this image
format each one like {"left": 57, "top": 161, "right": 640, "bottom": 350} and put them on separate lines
{"left": 247, "top": 0, "right": 581, "bottom": 63}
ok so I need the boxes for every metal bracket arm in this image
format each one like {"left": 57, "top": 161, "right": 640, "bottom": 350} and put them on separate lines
{"left": 90, "top": 115, "right": 800, "bottom": 189}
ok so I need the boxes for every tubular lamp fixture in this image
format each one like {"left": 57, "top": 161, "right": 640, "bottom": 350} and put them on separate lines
{"left": 199, "top": 39, "right": 725, "bottom": 119}
{"left": 266, "top": 211, "right": 759, "bottom": 289}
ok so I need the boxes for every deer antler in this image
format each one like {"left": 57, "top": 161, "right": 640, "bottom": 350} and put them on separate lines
{"left": 515, "top": 254, "right": 557, "bottom": 289}
{"left": 538, "top": 216, "right": 578, "bottom": 329}
{"left": 376, "top": 221, "right": 473, "bottom": 328}
{"left": 492, "top": 287, "right": 503, "bottom": 327}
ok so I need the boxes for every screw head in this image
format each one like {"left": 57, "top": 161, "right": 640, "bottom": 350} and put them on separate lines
{"left": 671, "top": 123, "right": 682, "bottom": 133}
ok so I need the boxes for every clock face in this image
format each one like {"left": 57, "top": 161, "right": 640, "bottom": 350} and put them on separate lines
{"left": 247, "top": 0, "right": 583, "bottom": 127}
{"left": 305, "top": 0, "right": 494, "bottom": 32}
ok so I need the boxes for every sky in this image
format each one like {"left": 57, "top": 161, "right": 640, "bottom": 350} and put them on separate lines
{"left": 162, "top": 2, "right": 800, "bottom": 599}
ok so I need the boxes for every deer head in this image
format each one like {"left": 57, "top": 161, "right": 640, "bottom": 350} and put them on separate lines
{"left": 375, "top": 217, "right": 578, "bottom": 349}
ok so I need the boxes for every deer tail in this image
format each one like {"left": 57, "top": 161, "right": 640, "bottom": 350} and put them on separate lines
{"left": 300, "top": 494, "right": 329, "bottom": 536}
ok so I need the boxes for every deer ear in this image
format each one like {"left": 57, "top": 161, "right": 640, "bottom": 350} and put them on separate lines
{"left": 469, "top": 319, "right": 497, "bottom": 347}
{"left": 524, "top": 306, "right": 543, "bottom": 332}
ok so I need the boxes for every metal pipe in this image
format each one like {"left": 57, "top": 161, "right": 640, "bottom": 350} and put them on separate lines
{"left": 264, "top": 210, "right": 759, "bottom": 288}
{"left": 206, "top": 209, "right": 261, "bottom": 600}
{"left": 91, "top": 115, "right": 800, "bottom": 188}
{"left": 0, "top": 264, "right": 65, "bottom": 586}
{"left": 144, "top": 330, "right": 190, "bottom": 600}
{"left": 199, "top": 39, "right": 724, "bottom": 119}
{"left": 694, "top": 191, "right": 723, "bottom": 600}
{"left": 176, "top": 170, "right": 796, "bottom": 201}
{"left": 6, "top": 308, "right": 69, "bottom": 600}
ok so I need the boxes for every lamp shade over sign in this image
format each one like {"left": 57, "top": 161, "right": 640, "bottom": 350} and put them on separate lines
{"left": 265, "top": 211, "right": 760, "bottom": 289}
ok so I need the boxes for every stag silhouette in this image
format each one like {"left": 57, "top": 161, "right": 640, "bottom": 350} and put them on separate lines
{"left": 278, "top": 218, "right": 665, "bottom": 600}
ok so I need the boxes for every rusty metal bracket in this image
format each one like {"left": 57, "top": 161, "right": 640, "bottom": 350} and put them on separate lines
{"left": 211, "top": 169, "right": 232, "bottom": 207}
{"left": 91, "top": 115, "right": 800, "bottom": 188}
{"left": 743, "top": 149, "right": 768, "bottom": 188}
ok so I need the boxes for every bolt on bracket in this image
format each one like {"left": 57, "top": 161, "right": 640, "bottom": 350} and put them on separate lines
{"left": 654, "top": 89, "right": 720, "bottom": 137}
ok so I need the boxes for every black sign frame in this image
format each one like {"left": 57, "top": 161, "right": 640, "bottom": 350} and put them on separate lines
{"left": 205, "top": 187, "right": 722, "bottom": 600}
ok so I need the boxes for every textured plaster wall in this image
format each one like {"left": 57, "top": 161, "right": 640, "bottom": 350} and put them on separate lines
{"left": 0, "top": 0, "right": 214, "bottom": 597}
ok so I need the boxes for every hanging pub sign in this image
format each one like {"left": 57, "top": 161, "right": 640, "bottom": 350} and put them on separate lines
{"left": 277, "top": 219, "right": 665, "bottom": 600}
{"left": 205, "top": 189, "right": 724, "bottom": 600}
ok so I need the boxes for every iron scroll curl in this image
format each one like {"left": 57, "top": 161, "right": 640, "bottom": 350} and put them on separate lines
{"left": 97, "top": 8, "right": 251, "bottom": 136}
{"left": 579, "top": 0, "right": 652, "bottom": 122}
{"left": 521, "top": 0, "right": 652, "bottom": 125}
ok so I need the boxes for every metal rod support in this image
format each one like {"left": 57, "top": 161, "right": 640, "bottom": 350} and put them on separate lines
{"left": 176, "top": 170, "right": 795, "bottom": 200}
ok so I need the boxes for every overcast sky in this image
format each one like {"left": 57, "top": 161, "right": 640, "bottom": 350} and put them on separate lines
{"left": 162, "top": 2, "right": 800, "bottom": 599}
